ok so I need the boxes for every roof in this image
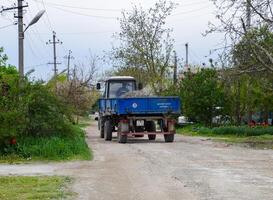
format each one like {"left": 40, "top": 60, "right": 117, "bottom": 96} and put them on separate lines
{"left": 106, "top": 76, "right": 136, "bottom": 81}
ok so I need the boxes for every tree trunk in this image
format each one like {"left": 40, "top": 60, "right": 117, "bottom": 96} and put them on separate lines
{"left": 235, "top": 80, "right": 241, "bottom": 125}
{"left": 263, "top": 109, "right": 269, "bottom": 124}
{"left": 247, "top": 81, "right": 252, "bottom": 124}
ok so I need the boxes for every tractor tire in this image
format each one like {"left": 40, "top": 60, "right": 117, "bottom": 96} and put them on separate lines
{"left": 148, "top": 134, "right": 156, "bottom": 140}
{"left": 99, "top": 119, "right": 104, "bottom": 138}
{"left": 104, "top": 120, "right": 112, "bottom": 141}
{"left": 164, "top": 134, "right": 174, "bottom": 143}
{"left": 118, "top": 133, "right": 127, "bottom": 144}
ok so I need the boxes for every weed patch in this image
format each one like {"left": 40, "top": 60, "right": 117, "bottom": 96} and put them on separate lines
{"left": 0, "top": 176, "right": 74, "bottom": 199}
{"left": 0, "top": 126, "right": 92, "bottom": 163}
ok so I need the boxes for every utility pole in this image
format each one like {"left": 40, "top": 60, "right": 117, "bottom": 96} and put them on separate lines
{"left": 185, "top": 43, "right": 189, "bottom": 70}
{"left": 0, "top": 1, "right": 28, "bottom": 79}
{"left": 18, "top": 0, "right": 24, "bottom": 79}
{"left": 47, "top": 31, "right": 62, "bottom": 77}
{"left": 246, "top": 0, "right": 251, "bottom": 30}
{"left": 173, "top": 51, "right": 177, "bottom": 85}
{"left": 64, "top": 50, "right": 74, "bottom": 81}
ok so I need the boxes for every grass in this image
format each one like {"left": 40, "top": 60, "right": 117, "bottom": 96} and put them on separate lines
{"left": 0, "top": 176, "right": 74, "bottom": 200}
{"left": 217, "top": 134, "right": 273, "bottom": 149}
{"left": 78, "top": 116, "right": 93, "bottom": 128}
{"left": 0, "top": 125, "right": 92, "bottom": 163}
{"left": 177, "top": 125, "right": 273, "bottom": 149}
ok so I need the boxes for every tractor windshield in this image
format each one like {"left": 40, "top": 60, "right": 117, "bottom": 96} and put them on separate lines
{"left": 108, "top": 81, "right": 136, "bottom": 98}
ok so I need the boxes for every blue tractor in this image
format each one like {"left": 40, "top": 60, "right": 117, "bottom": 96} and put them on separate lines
{"left": 97, "top": 76, "right": 180, "bottom": 143}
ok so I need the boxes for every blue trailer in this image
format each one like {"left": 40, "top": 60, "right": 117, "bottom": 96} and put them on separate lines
{"left": 97, "top": 76, "right": 181, "bottom": 143}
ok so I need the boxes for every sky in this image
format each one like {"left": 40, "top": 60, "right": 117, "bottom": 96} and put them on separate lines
{"left": 0, "top": 0, "right": 223, "bottom": 81}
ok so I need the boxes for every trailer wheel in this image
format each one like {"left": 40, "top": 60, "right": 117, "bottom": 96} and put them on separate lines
{"left": 118, "top": 133, "right": 127, "bottom": 143}
{"left": 104, "top": 120, "right": 112, "bottom": 141}
{"left": 99, "top": 119, "right": 104, "bottom": 138}
{"left": 164, "top": 134, "right": 174, "bottom": 143}
{"left": 148, "top": 134, "right": 156, "bottom": 140}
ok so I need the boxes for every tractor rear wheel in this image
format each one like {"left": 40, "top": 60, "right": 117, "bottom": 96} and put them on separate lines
{"left": 148, "top": 134, "right": 156, "bottom": 140}
{"left": 99, "top": 119, "right": 104, "bottom": 138}
{"left": 164, "top": 134, "right": 174, "bottom": 143}
{"left": 104, "top": 120, "right": 112, "bottom": 141}
{"left": 118, "top": 133, "right": 127, "bottom": 143}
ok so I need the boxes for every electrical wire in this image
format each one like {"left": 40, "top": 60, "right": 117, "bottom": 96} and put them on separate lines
{"left": 0, "top": 23, "right": 15, "bottom": 29}
{"left": 25, "top": 35, "right": 40, "bottom": 58}
{"left": 172, "top": 5, "right": 211, "bottom": 16}
{"left": 41, "top": 0, "right": 54, "bottom": 32}
{"left": 189, "top": 46, "right": 202, "bottom": 61}
{"left": 25, "top": 63, "right": 48, "bottom": 70}
{"left": 31, "top": 0, "right": 70, "bottom": 67}
{"left": 0, "top": 15, "right": 14, "bottom": 22}
{"left": 31, "top": 0, "right": 123, "bottom": 12}
{"left": 28, "top": 30, "right": 115, "bottom": 35}
{"left": 177, "top": 0, "right": 208, "bottom": 8}
{"left": 25, "top": 7, "right": 51, "bottom": 58}
{"left": 47, "top": 5, "right": 118, "bottom": 19}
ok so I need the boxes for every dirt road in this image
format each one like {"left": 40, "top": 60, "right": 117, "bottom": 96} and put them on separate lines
{"left": 1, "top": 122, "right": 273, "bottom": 200}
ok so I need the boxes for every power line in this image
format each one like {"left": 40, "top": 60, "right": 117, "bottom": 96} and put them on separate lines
{"left": 172, "top": 5, "right": 211, "bottom": 16}
{"left": 177, "top": 0, "right": 208, "bottom": 8}
{"left": 40, "top": 0, "right": 53, "bottom": 31}
{"left": 47, "top": 6, "right": 117, "bottom": 19}
{"left": 25, "top": 35, "right": 40, "bottom": 58}
{"left": 189, "top": 46, "right": 202, "bottom": 62}
{"left": 32, "top": 0, "right": 52, "bottom": 32}
{"left": 25, "top": 63, "right": 47, "bottom": 69}
{"left": 24, "top": 13, "right": 50, "bottom": 58}
{"left": 0, "top": 15, "right": 15, "bottom": 23}
{"left": 0, "top": 23, "right": 16, "bottom": 29}
{"left": 28, "top": 30, "right": 115, "bottom": 35}
{"left": 31, "top": 0, "right": 123, "bottom": 12}
{"left": 31, "top": 0, "right": 69, "bottom": 68}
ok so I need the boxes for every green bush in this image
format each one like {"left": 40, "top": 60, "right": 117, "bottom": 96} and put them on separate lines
{"left": 0, "top": 67, "right": 26, "bottom": 145}
{"left": 24, "top": 82, "right": 74, "bottom": 137}
{"left": 0, "top": 66, "right": 74, "bottom": 152}
{"left": 197, "top": 127, "right": 212, "bottom": 135}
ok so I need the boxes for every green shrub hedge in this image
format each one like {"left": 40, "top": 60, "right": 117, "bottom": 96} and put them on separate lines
{"left": 0, "top": 66, "right": 75, "bottom": 152}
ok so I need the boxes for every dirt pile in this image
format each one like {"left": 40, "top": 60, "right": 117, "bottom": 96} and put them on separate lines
{"left": 122, "top": 87, "right": 156, "bottom": 97}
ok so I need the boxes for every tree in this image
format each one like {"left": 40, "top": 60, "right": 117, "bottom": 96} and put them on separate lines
{"left": 208, "top": 0, "right": 273, "bottom": 73}
{"left": 180, "top": 68, "right": 225, "bottom": 126}
{"left": 0, "top": 47, "right": 8, "bottom": 67}
{"left": 112, "top": 66, "right": 149, "bottom": 86}
{"left": 232, "top": 26, "right": 273, "bottom": 74}
{"left": 110, "top": 0, "right": 176, "bottom": 94}
{"left": 207, "top": 1, "right": 273, "bottom": 125}
{"left": 53, "top": 54, "right": 100, "bottom": 122}
{"left": 219, "top": 66, "right": 273, "bottom": 125}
